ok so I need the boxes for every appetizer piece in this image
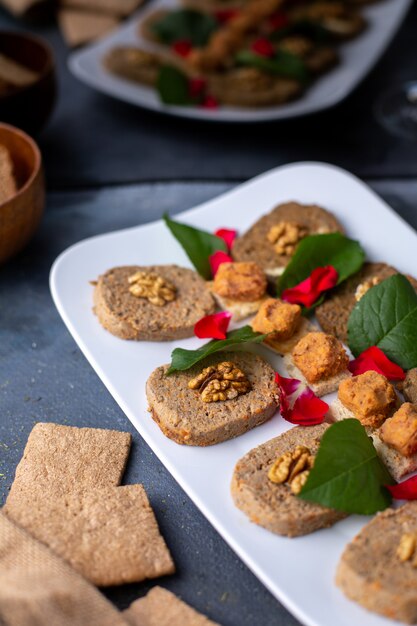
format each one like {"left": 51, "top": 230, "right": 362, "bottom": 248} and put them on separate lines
{"left": 401, "top": 368, "right": 417, "bottom": 404}
{"left": 146, "top": 352, "right": 279, "bottom": 446}
{"left": 275, "top": 35, "right": 338, "bottom": 75}
{"left": 283, "top": 331, "right": 350, "bottom": 396}
{"left": 231, "top": 202, "right": 343, "bottom": 280}
{"left": 209, "top": 261, "right": 268, "bottom": 320}
{"left": 231, "top": 424, "right": 346, "bottom": 537}
{"left": 316, "top": 262, "right": 417, "bottom": 342}
{"left": 336, "top": 502, "right": 417, "bottom": 624}
{"left": 93, "top": 265, "right": 215, "bottom": 341}
{"left": 288, "top": 2, "right": 366, "bottom": 39}
{"left": 372, "top": 403, "right": 417, "bottom": 481}
{"left": 331, "top": 371, "right": 398, "bottom": 428}
{"left": 251, "top": 297, "right": 316, "bottom": 354}
{"left": 104, "top": 47, "right": 166, "bottom": 86}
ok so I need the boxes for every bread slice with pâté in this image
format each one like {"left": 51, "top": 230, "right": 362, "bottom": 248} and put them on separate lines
{"left": 231, "top": 423, "right": 346, "bottom": 537}
{"left": 146, "top": 351, "right": 279, "bottom": 446}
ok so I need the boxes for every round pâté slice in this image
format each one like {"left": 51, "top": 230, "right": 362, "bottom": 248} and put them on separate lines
{"left": 315, "top": 262, "right": 417, "bottom": 343}
{"left": 93, "top": 265, "right": 215, "bottom": 341}
{"left": 146, "top": 351, "right": 279, "bottom": 446}
{"left": 231, "top": 202, "right": 344, "bottom": 280}
{"left": 336, "top": 502, "right": 417, "bottom": 624}
{"left": 231, "top": 423, "right": 346, "bottom": 537}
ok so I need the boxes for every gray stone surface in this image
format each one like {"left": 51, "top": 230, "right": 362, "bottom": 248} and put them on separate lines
{"left": 1, "top": 180, "right": 416, "bottom": 625}
{"left": 0, "top": 6, "right": 417, "bottom": 185}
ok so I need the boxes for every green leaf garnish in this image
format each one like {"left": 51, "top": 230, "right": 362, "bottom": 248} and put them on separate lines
{"left": 348, "top": 274, "right": 417, "bottom": 370}
{"left": 299, "top": 420, "right": 393, "bottom": 515}
{"left": 167, "top": 326, "right": 268, "bottom": 374}
{"left": 271, "top": 19, "right": 330, "bottom": 43}
{"left": 277, "top": 233, "right": 365, "bottom": 304}
{"left": 151, "top": 9, "right": 218, "bottom": 46}
{"left": 157, "top": 66, "right": 192, "bottom": 105}
{"left": 163, "top": 213, "right": 227, "bottom": 280}
{"left": 235, "top": 49, "right": 308, "bottom": 83}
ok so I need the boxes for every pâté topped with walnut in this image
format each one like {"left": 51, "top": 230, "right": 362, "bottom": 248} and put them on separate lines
{"left": 93, "top": 264, "right": 216, "bottom": 341}
{"left": 103, "top": 0, "right": 373, "bottom": 110}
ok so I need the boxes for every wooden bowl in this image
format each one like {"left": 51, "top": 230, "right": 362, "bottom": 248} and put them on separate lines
{"left": 0, "top": 123, "right": 44, "bottom": 265}
{"left": 0, "top": 32, "right": 56, "bottom": 135}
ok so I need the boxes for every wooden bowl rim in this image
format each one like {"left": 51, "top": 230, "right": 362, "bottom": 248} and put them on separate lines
{"left": 0, "top": 122, "right": 42, "bottom": 210}
{"left": 0, "top": 30, "right": 55, "bottom": 98}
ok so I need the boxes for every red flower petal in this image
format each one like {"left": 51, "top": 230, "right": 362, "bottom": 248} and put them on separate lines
{"left": 251, "top": 38, "right": 275, "bottom": 58}
{"left": 289, "top": 388, "right": 328, "bottom": 426}
{"left": 189, "top": 77, "right": 207, "bottom": 98}
{"left": 215, "top": 9, "right": 239, "bottom": 23}
{"left": 269, "top": 12, "right": 289, "bottom": 30}
{"left": 172, "top": 39, "right": 193, "bottom": 58}
{"left": 281, "top": 265, "right": 338, "bottom": 308}
{"left": 387, "top": 475, "right": 417, "bottom": 500}
{"left": 209, "top": 251, "right": 233, "bottom": 276}
{"left": 214, "top": 228, "right": 237, "bottom": 251}
{"left": 194, "top": 311, "right": 232, "bottom": 340}
{"left": 201, "top": 95, "right": 219, "bottom": 109}
{"left": 349, "top": 346, "right": 406, "bottom": 381}
{"left": 275, "top": 373, "right": 326, "bottom": 425}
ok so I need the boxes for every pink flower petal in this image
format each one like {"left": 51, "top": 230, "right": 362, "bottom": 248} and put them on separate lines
{"left": 209, "top": 250, "right": 233, "bottom": 276}
{"left": 275, "top": 372, "right": 301, "bottom": 396}
{"left": 387, "top": 475, "right": 417, "bottom": 500}
{"left": 251, "top": 38, "right": 275, "bottom": 58}
{"left": 194, "top": 311, "right": 232, "bottom": 340}
{"left": 282, "top": 265, "right": 338, "bottom": 308}
{"left": 214, "top": 228, "right": 237, "bottom": 251}
{"left": 172, "top": 39, "right": 193, "bottom": 58}
{"left": 289, "top": 388, "right": 328, "bottom": 426}
{"left": 349, "top": 346, "right": 405, "bottom": 381}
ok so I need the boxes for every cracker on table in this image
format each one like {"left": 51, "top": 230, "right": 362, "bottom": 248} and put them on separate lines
{"left": 123, "top": 586, "right": 219, "bottom": 626}
{"left": 4, "top": 485, "right": 175, "bottom": 586}
{"left": 57, "top": 8, "right": 119, "bottom": 47}
{"left": 5, "top": 422, "right": 132, "bottom": 504}
{"left": 58, "top": 0, "right": 142, "bottom": 16}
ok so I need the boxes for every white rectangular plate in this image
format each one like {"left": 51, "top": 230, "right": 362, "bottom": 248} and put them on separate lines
{"left": 50, "top": 163, "right": 417, "bottom": 626}
{"left": 68, "top": 0, "right": 412, "bottom": 122}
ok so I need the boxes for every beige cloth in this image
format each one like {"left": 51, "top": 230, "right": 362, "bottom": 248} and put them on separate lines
{"left": 0, "top": 512, "right": 129, "bottom": 626}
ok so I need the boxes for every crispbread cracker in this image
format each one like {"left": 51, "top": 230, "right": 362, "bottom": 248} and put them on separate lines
{"left": 59, "top": 0, "right": 141, "bottom": 15}
{"left": 4, "top": 485, "right": 175, "bottom": 586}
{"left": 58, "top": 8, "right": 119, "bottom": 47}
{"left": 283, "top": 356, "right": 351, "bottom": 397}
{"left": 0, "top": 513, "right": 129, "bottom": 626}
{"left": 124, "top": 587, "right": 219, "bottom": 626}
{"left": 0, "top": 144, "right": 16, "bottom": 205}
{"left": 5, "top": 422, "right": 131, "bottom": 502}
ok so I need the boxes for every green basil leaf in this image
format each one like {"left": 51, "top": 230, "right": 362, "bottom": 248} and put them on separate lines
{"left": 151, "top": 9, "right": 218, "bottom": 46}
{"left": 348, "top": 274, "right": 417, "bottom": 370}
{"left": 167, "top": 326, "right": 268, "bottom": 374}
{"left": 235, "top": 49, "right": 308, "bottom": 83}
{"left": 299, "top": 419, "right": 393, "bottom": 515}
{"left": 277, "top": 233, "right": 365, "bottom": 299}
{"left": 157, "top": 66, "right": 192, "bottom": 105}
{"left": 164, "top": 213, "right": 227, "bottom": 279}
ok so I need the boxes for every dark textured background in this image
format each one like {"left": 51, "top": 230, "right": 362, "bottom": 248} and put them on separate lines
{"left": 0, "top": 2, "right": 417, "bottom": 624}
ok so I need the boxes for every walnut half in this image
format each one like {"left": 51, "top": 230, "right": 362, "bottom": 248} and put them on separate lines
{"left": 128, "top": 271, "right": 176, "bottom": 307}
{"left": 397, "top": 533, "right": 417, "bottom": 566}
{"left": 188, "top": 361, "right": 251, "bottom": 403}
{"left": 267, "top": 221, "right": 309, "bottom": 256}
{"left": 268, "top": 445, "right": 315, "bottom": 494}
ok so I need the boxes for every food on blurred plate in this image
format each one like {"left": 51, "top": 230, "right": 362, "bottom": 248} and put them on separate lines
{"left": 93, "top": 265, "right": 215, "bottom": 341}
{"left": 102, "top": 0, "right": 374, "bottom": 109}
